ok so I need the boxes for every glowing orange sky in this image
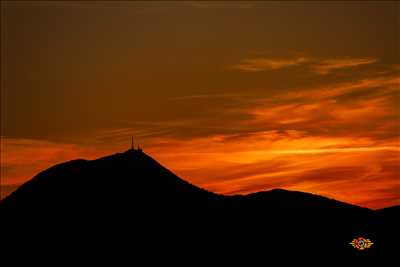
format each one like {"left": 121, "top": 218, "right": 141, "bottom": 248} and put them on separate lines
{"left": 1, "top": 1, "right": 399, "bottom": 209}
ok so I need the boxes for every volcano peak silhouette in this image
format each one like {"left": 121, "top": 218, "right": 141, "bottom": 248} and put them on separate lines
{"left": 0, "top": 149, "right": 367, "bottom": 213}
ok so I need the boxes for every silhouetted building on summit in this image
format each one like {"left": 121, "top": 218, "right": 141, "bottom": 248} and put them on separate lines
{"left": 130, "top": 137, "right": 143, "bottom": 152}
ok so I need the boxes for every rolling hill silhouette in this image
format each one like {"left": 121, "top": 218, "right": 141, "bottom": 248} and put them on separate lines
{"left": 1, "top": 149, "right": 398, "bottom": 260}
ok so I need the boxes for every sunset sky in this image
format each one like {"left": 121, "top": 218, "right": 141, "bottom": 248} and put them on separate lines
{"left": 1, "top": 1, "right": 399, "bottom": 209}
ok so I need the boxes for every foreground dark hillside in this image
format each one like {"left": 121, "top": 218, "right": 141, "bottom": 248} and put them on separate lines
{"left": 1, "top": 149, "right": 398, "bottom": 261}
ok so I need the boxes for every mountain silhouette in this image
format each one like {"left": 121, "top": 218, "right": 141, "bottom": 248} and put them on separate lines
{"left": 1, "top": 149, "right": 398, "bottom": 261}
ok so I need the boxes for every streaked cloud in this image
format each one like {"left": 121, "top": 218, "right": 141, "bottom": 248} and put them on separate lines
{"left": 145, "top": 132, "right": 399, "bottom": 209}
{"left": 231, "top": 55, "right": 378, "bottom": 74}
{"left": 281, "top": 75, "right": 399, "bottom": 101}
{"left": 312, "top": 58, "right": 378, "bottom": 74}
{"left": 231, "top": 56, "right": 309, "bottom": 72}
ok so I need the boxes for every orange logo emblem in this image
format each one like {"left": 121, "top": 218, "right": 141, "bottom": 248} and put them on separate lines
{"left": 349, "top": 237, "right": 373, "bottom": 250}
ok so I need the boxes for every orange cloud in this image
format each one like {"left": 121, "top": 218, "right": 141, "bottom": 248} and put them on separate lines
{"left": 231, "top": 55, "right": 378, "bottom": 74}
{"left": 145, "top": 132, "right": 399, "bottom": 209}
{"left": 312, "top": 58, "right": 377, "bottom": 74}
{"left": 144, "top": 73, "right": 399, "bottom": 209}
{"left": 231, "top": 56, "right": 309, "bottom": 72}
{"left": 283, "top": 76, "right": 399, "bottom": 100}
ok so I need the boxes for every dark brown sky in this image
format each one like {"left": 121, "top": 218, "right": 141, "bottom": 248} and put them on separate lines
{"left": 1, "top": 1, "right": 399, "bottom": 208}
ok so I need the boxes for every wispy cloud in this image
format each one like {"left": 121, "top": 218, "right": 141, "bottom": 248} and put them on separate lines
{"left": 231, "top": 55, "right": 378, "bottom": 74}
{"left": 145, "top": 131, "right": 399, "bottom": 209}
{"left": 281, "top": 76, "right": 399, "bottom": 101}
{"left": 145, "top": 72, "right": 399, "bottom": 208}
{"left": 231, "top": 56, "right": 309, "bottom": 72}
{"left": 312, "top": 58, "right": 378, "bottom": 74}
